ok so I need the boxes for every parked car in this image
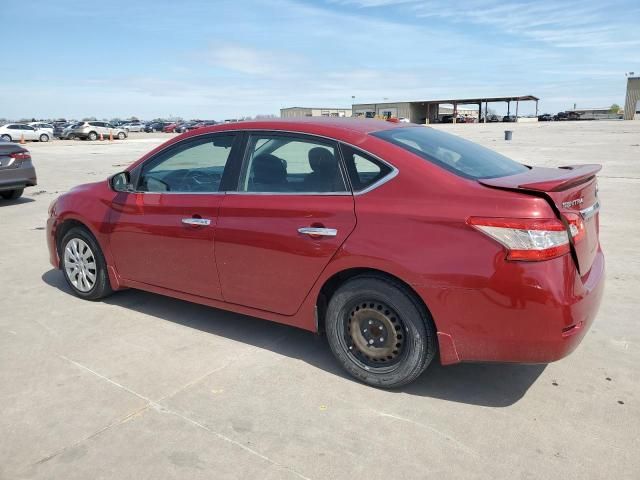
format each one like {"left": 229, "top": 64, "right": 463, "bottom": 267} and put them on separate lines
{"left": 439, "top": 115, "right": 464, "bottom": 123}
{"left": 29, "top": 122, "right": 55, "bottom": 134}
{"left": 0, "top": 142, "right": 37, "bottom": 200}
{"left": 68, "top": 121, "right": 128, "bottom": 141}
{"left": 502, "top": 115, "right": 517, "bottom": 122}
{"left": 0, "top": 123, "right": 51, "bottom": 142}
{"left": 46, "top": 119, "right": 604, "bottom": 388}
{"left": 482, "top": 114, "right": 500, "bottom": 122}
{"left": 53, "top": 122, "right": 71, "bottom": 139}
{"left": 163, "top": 123, "right": 178, "bottom": 133}
{"left": 174, "top": 122, "right": 197, "bottom": 133}
{"left": 122, "top": 122, "right": 144, "bottom": 132}
{"left": 537, "top": 114, "right": 554, "bottom": 122}
{"left": 144, "top": 122, "right": 171, "bottom": 133}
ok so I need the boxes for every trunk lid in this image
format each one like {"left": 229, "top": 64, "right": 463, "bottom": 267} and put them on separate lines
{"left": 479, "top": 164, "right": 601, "bottom": 275}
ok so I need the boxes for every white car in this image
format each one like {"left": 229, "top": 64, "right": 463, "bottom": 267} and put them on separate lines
{"left": 122, "top": 122, "right": 143, "bottom": 132}
{"left": 0, "top": 124, "right": 51, "bottom": 142}
{"left": 29, "top": 122, "right": 54, "bottom": 134}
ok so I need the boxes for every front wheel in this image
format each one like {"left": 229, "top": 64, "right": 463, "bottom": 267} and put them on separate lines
{"left": 60, "top": 227, "right": 113, "bottom": 300}
{"left": 325, "top": 275, "right": 437, "bottom": 388}
{"left": 117, "top": 132, "right": 126, "bottom": 140}
{"left": 1, "top": 134, "right": 11, "bottom": 142}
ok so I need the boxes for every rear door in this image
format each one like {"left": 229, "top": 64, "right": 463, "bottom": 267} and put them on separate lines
{"left": 215, "top": 132, "right": 356, "bottom": 315}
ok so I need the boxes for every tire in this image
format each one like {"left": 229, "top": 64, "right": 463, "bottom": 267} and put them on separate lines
{"left": 325, "top": 275, "right": 437, "bottom": 388}
{"left": 0, "top": 188, "right": 23, "bottom": 200}
{"left": 39, "top": 133, "right": 50, "bottom": 142}
{"left": 1, "top": 134, "right": 11, "bottom": 142}
{"left": 117, "top": 132, "right": 126, "bottom": 140}
{"left": 68, "top": 134, "right": 76, "bottom": 140}
{"left": 87, "top": 131, "right": 98, "bottom": 141}
{"left": 60, "top": 227, "right": 114, "bottom": 301}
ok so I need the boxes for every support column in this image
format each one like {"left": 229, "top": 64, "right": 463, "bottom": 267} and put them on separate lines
{"left": 507, "top": 101, "right": 511, "bottom": 116}
{"left": 515, "top": 100, "right": 519, "bottom": 119}
{"left": 484, "top": 101, "right": 488, "bottom": 123}
{"left": 453, "top": 103, "right": 457, "bottom": 124}
{"left": 535, "top": 100, "right": 539, "bottom": 117}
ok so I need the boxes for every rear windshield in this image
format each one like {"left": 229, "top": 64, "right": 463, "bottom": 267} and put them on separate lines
{"left": 372, "top": 126, "right": 528, "bottom": 179}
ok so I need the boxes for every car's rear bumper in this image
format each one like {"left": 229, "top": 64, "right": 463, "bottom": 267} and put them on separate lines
{"left": 422, "top": 248, "right": 605, "bottom": 365}
{"left": 0, "top": 163, "right": 37, "bottom": 191}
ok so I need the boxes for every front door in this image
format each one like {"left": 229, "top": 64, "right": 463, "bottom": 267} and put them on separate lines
{"left": 215, "top": 132, "right": 356, "bottom": 315}
{"left": 108, "top": 133, "right": 240, "bottom": 300}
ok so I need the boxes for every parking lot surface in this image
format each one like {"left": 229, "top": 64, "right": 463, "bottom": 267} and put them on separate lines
{"left": 1, "top": 122, "right": 639, "bottom": 479}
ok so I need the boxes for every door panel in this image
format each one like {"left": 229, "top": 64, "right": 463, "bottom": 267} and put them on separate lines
{"left": 215, "top": 194, "right": 356, "bottom": 314}
{"left": 215, "top": 130, "right": 355, "bottom": 315}
{"left": 108, "top": 192, "right": 223, "bottom": 299}
{"left": 107, "top": 133, "right": 240, "bottom": 299}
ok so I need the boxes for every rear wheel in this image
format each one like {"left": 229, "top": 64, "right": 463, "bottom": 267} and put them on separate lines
{"left": 1, "top": 134, "right": 11, "bottom": 142}
{"left": 1, "top": 188, "right": 24, "bottom": 200}
{"left": 60, "top": 227, "right": 113, "bottom": 300}
{"left": 39, "top": 133, "right": 50, "bottom": 142}
{"left": 117, "top": 132, "right": 126, "bottom": 140}
{"left": 325, "top": 275, "right": 437, "bottom": 388}
{"left": 87, "top": 131, "right": 98, "bottom": 141}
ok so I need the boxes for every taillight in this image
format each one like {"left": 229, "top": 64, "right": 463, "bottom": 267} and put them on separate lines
{"left": 468, "top": 217, "right": 571, "bottom": 261}
{"left": 10, "top": 152, "right": 31, "bottom": 161}
{"left": 563, "top": 212, "right": 585, "bottom": 242}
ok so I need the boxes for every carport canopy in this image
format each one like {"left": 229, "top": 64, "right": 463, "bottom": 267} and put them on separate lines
{"left": 408, "top": 95, "right": 539, "bottom": 123}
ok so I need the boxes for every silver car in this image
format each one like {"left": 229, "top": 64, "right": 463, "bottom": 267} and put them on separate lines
{"left": 0, "top": 123, "right": 51, "bottom": 142}
{"left": 122, "top": 122, "right": 143, "bottom": 132}
{"left": 68, "top": 121, "right": 128, "bottom": 141}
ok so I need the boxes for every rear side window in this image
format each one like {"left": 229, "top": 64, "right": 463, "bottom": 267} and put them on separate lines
{"left": 372, "top": 127, "right": 528, "bottom": 179}
{"left": 340, "top": 145, "right": 392, "bottom": 192}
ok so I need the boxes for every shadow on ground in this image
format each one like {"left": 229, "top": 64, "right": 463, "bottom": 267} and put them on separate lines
{"left": 42, "top": 269, "right": 545, "bottom": 407}
{"left": 0, "top": 197, "right": 35, "bottom": 207}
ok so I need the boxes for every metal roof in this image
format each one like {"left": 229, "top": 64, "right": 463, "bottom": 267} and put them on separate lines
{"left": 360, "top": 95, "right": 539, "bottom": 105}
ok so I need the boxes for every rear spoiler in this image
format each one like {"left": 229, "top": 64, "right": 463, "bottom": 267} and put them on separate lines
{"left": 479, "top": 164, "right": 601, "bottom": 192}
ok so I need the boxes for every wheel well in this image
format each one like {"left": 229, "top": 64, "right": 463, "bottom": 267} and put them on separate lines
{"left": 316, "top": 268, "right": 432, "bottom": 335}
{"left": 55, "top": 219, "right": 91, "bottom": 258}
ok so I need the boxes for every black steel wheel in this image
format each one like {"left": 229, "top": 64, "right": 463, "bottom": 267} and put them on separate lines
{"left": 326, "top": 275, "right": 437, "bottom": 388}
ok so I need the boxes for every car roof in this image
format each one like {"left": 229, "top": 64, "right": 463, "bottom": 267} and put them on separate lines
{"left": 192, "top": 117, "right": 407, "bottom": 141}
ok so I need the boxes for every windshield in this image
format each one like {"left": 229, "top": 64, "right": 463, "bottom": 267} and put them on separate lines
{"left": 372, "top": 126, "right": 528, "bottom": 179}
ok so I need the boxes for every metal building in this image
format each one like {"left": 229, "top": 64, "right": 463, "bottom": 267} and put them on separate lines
{"left": 280, "top": 107, "right": 352, "bottom": 118}
{"left": 624, "top": 76, "right": 640, "bottom": 120}
{"left": 353, "top": 95, "right": 539, "bottom": 124}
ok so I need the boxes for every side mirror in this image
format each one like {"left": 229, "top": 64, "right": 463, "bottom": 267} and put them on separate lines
{"left": 110, "top": 171, "right": 134, "bottom": 192}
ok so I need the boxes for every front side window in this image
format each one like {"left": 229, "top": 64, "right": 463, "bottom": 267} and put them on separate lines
{"left": 238, "top": 134, "right": 347, "bottom": 193}
{"left": 372, "top": 126, "right": 528, "bottom": 179}
{"left": 138, "top": 134, "right": 236, "bottom": 193}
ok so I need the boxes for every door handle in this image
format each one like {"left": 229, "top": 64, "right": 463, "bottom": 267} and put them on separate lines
{"left": 182, "top": 218, "right": 211, "bottom": 226}
{"left": 298, "top": 227, "right": 338, "bottom": 237}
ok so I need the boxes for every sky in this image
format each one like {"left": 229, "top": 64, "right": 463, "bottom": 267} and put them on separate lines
{"left": 1, "top": 0, "right": 638, "bottom": 120}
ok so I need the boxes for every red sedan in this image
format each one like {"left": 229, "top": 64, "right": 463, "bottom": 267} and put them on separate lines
{"left": 46, "top": 119, "right": 604, "bottom": 388}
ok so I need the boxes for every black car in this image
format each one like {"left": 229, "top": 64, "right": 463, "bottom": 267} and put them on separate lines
{"left": 502, "top": 115, "right": 517, "bottom": 122}
{"left": 144, "top": 122, "right": 171, "bottom": 133}
{"left": 537, "top": 114, "right": 553, "bottom": 122}
{"left": 0, "top": 142, "right": 37, "bottom": 200}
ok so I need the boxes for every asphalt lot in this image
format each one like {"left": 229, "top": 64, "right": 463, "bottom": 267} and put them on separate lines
{"left": 1, "top": 122, "right": 639, "bottom": 479}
